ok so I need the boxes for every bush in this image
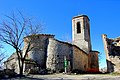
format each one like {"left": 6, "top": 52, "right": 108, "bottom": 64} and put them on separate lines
{"left": 110, "top": 72, "right": 120, "bottom": 75}
{"left": 4, "top": 69, "right": 16, "bottom": 78}
{"left": 0, "top": 69, "right": 16, "bottom": 79}
{"left": 86, "top": 68, "right": 99, "bottom": 74}
{"left": 46, "top": 68, "right": 56, "bottom": 74}
{"left": 0, "top": 70, "right": 5, "bottom": 78}
{"left": 27, "top": 68, "right": 39, "bottom": 74}
{"left": 71, "top": 69, "right": 85, "bottom": 74}
{"left": 39, "top": 69, "right": 47, "bottom": 75}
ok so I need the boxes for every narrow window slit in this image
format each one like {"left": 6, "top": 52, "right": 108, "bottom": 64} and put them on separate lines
{"left": 77, "top": 22, "right": 81, "bottom": 33}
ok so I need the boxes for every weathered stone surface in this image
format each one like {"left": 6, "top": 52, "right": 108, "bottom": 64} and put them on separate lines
{"left": 72, "top": 45, "right": 88, "bottom": 71}
{"left": 88, "top": 51, "right": 99, "bottom": 72}
{"left": 23, "top": 34, "right": 54, "bottom": 68}
{"left": 72, "top": 15, "right": 92, "bottom": 53}
{"left": 46, "top": 38, "right": 72, "bottom": 71}
{"left": 102, "top": 34, "right": 120, "bottom": 73}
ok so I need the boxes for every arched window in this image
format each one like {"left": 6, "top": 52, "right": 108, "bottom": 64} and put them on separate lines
{"left": 77, "top": 22, "right": 81, "bottom": 33}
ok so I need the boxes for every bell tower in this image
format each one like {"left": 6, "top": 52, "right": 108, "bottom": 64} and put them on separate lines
{"left": 72, "top": 15, "right": 92, "bottom": 53}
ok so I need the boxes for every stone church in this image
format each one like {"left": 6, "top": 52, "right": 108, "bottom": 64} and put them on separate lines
{"left": 4, "top": 15, "right": 99, "bottom": 73}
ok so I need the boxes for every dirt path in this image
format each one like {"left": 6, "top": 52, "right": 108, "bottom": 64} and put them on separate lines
{"left": 26, "top": 73, "right": 120, "bottom": 80}
{"left": 3, "top": 74, "right": 120, "bottom": 80}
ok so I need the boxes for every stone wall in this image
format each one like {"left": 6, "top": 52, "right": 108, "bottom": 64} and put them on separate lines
{"left": 46, "top": 38, "right": 73, "bottom": 71}
{"left": 72, "top": 45, "right": 88, "bottom": 72}
{"left": 23, "top": 34, "right": 54, "bottom": 68}
{"left": 4, "top": 53, "right": 19, "bottom": 73}
{"left": 102, "top": 34, "right": 120, "bottom": 73}
{"left": 88, "top": 51, "right": 99, "bottom": 72}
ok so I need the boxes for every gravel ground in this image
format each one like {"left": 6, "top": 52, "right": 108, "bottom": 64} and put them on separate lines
{"left": 2, "top": 73, "right": 120, "bottom": 80}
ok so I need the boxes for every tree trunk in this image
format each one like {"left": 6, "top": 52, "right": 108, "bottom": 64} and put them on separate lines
{"left": 20, "top": 67, "right": 23, "bottom": 77}
{"left": 16, "top": 51, "right": 23, "bottom": 78}
{"left": 19, "top": 59, "right": 25, "bottom": 78}
{"left": 16, "top": 52, "right": 22, "bottom": 77}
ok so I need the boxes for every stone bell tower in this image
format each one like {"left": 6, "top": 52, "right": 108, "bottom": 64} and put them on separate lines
{"left": 72, "top": 15, "right": 92, "bottom": 53}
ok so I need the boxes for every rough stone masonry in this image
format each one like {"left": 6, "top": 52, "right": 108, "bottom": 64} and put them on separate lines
{"left": 102, "top": 34, "right": 120, "bottom": 73}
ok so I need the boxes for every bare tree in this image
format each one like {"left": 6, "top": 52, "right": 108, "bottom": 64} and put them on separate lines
{"left": 0, "top": 53, "right": 5, "bottom": 69}
{"left": 0, "top": 45, "right": 6, "bottom": 69}
{"left": 0, "top": 12, "right": 43, "bottom": 76}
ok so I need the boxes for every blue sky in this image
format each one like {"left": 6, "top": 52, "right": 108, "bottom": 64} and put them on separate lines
{"left": 0, "top": 0, "right": 120, "bottom": 68}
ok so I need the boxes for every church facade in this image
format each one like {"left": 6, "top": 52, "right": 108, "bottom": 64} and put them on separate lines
{"left": 4, "top": 15, "right": 99, "bottom": 73}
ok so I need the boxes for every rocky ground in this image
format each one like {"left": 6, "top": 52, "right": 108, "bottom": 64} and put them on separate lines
{"left": 2, "top": 73, "right": 120, "bottom": 80}
{"left": 27, "top": 74, "right": 120, "bottom": 80}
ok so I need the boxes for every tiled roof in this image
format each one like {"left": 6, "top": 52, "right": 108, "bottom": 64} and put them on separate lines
{"left": 51, "top": 38, "right": 88, "bottom": 54}
{"left": 24, "top": 34, "right": 55, "bottom": 39}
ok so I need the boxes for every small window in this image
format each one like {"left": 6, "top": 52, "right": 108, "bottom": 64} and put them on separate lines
{"left": 77, "top": 22, "right": 81, "bottom": 33}
{"left": 57, "top": 55, "right": 59, "bottom": 57}
{"left": 37, "top": 36, "right": 39, "bottom": 38}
